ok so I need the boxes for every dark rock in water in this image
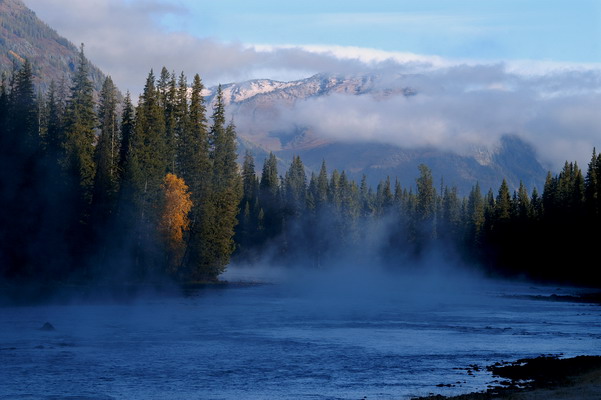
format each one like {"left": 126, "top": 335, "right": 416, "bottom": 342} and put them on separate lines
{"left": 39, "top": 322, "right": 55, "bottom": 331}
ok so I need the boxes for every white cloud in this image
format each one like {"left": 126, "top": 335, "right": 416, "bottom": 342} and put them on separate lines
{"left": 23, "top": 0, "right": 601, "bottom": 169}
{"left": 231, "top": 65, "right": 601, "bottom": 170}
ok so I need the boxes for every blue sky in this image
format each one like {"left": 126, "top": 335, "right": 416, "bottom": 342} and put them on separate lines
{"left": 162, "top": 0, "right": 601, "bottom": 63}
{"left": 25, "top": 0, "right": 601, "bottom": 169}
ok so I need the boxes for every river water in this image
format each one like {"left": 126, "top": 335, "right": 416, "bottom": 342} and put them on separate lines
{"left": 1, "top": 266, "right": 600, "bottom": 400}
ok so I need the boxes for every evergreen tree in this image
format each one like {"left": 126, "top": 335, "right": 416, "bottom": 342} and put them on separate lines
{"left": 494, "top": 179, "right": 512, "bottom": 221}
{"left": 316, "top": 160, "right": 329, "bottom": 208}
{"left": 235, "top": 151, "right": 259, "bottom": 258}
{"left": 440, "top": 185, "right": 461, "bottom": 241}
{"left": 118, "top": 91, "right": 134, "bottom": 180}
{"left": 464, "top": 183, "right": 484, "bottom": 247}
{"left": 91, "top": 76, "right": 120, "bottom": 222}
{"left": 9, "top": 60, "right": 39, "bottom": 150}
{"left": 0, "top": 60, "right": 41, "bottom": 278}
{"left": 514, "top": 181, "right": 531, "bottom": 221}
{"left": 359, "top": 175, "right": 373, "bottom": 218}
{"left": 259, "top": 152, "right": 282, "bottom": 242}
{"left": 63, "top": 45, "right": 97, "bottom": 208}
{"left": 121, "top": 69, "right": 168, "bottom": 276}
{"left": 584, "top": 148, "right": 599, "bottom": 218}
{"left": 193, "top": 86, "right": 241, "bottom": 279}
{"left": 376, "top": 176, "right": 393, "bottom": 215}
{"left": 157, "top": 67, "right": 177, "bottom": 173}
{"left": 415, "top": 164, "right": 437, "bottom": 241}
{"left": 284, "top": 155, "right": 307, "bottom": 217}
{"left": 43, "top": 80, "right": 66, "bottom": 160}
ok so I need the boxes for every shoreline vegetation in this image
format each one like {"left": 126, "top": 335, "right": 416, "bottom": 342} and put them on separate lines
{"left": 1, "top": 54, "right": 601, "bottom": 290}
{"left": 413, "top": 355, "right": 601, "bottom": 400}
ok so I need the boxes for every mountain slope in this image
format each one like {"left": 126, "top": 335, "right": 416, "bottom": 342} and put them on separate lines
{"left": 0, "top": 0, "right": 105, "bottom": 92}
{"left": 207, "top": 74, "right": 546, "bottom": 194}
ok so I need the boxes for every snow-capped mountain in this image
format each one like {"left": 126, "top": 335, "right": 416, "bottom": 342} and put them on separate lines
{"left": 205, "top": 73, "right": 546, "bottom": 195}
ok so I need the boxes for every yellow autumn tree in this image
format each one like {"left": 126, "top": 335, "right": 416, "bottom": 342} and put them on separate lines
{"left": 159, "top": 173, "right": 193, "bottom": 274}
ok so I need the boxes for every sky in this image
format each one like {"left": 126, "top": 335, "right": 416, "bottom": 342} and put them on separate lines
{"left": 23, "top": 0, "right": 601, "bottom": 170}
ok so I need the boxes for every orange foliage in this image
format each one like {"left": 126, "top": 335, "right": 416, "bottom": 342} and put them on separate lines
{"left": 159, "top": 173, "right": 193, "bottom": 255}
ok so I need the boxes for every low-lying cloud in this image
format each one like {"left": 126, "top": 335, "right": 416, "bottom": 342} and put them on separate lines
{"left": 230, "top": 65, "right": 601, "bottom": 169}
{"left": 24, "top": 0, "right": 601, "bottom": 169}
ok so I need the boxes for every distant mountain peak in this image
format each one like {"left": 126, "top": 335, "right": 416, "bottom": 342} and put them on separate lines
{"left": 206, "top": 73, "right": 545, "bottom": 195}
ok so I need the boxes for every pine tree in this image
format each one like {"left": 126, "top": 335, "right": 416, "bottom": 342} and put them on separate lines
{"left": 43, "top": 81, "right": 66, "bottom": 160}
{"left": 0, "top": 60, "right": 41, "bottom": 278}
{"left": 376, "top": 176, "right": 393, "bottom": 215}
{"left": 9, "top": 59, "right": 39, "bottom": 151}
{"left": 259, "top": 152, "right": 281, "bottom": 242}
{"left": 514, "top": 181, "right": 531, "bottom": 221}
{"left": 415, "top": 164, "right": 437, "bottom": 240}
{"left": 316, "top": 160, "right": 329, "bottom": 208}
{"left": 118, "top": 91, "right": 134, "bottom": 180}
{"left": 284, "top": 155, "right": 307, "bottom": 217}
{"left": 158, "top": 67, "right": 177, "bottom": 173}
{"left": 91, "top": 76, "right": 120, "bottom": 222}
{"left": 440, "top": 185, "right": 461, "bottom": 240}
{"left": 120, "top": 69, "right": 168, "bottom": 276}
{"left": 495, "top": 179, "right": 512, "bottom": 221}
{"left": 177, "top": 73, "right": 214, "bottom": 279}
{"left": 584, "top": 148, "right": 599, "bottom": 218}
{"left": 193, "top": 86, "right": 241, "bottom": 280}
{"left": 63, "top": 45, "right": 97, "bottom": 208}
{"left": 359, "top": 175, "right": 373, "bottom": 218}
{"left": 465, "top": 182, "right": 484, "bottom": 246}
{"left": 235, "top": 151, "right": 259, "bottom": 258}
{"left": 136, "top": 70, "right": 168, "bottom": 191}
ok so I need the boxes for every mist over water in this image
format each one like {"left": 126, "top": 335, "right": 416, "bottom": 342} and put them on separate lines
{"left": 1, "top": 262, "right": 600, "bottom": 400}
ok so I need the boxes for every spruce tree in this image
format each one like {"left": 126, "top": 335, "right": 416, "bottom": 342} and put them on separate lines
{"left": 495, "top": 179, "right": 512, "bottom": 221}
{"left": 158, "top": 67, "right": 177, "bottom": 173}
{"left": 121, "top": 69, "right": 168, "bottom": 276}
{"left": 235, "top": 151, "right": 259, "bottom": 258}
{"left": 259, "top": 152, "right": 281, "bottom": 241}
{"left": 415, "top": 164, "right": 437, "bottom": 241}
{"left": 43, "top": 81, "right": 66, "bottom": 160}
{"left": 91, "top": 76, "right": 120, "bottom": 222}
{"left": 584, "top": 148, "right": 599, "bottom": 218}
{"left": 118, "top": 91, "right": 134, "bottom": 180}
{"left": 193, "top": 86, "right": 241, "bottom": 279}
{"left": 63, "top": 45, "right": 97, "bottom": 208}
{"left": 0, "top": 61, "right": 41, "bottom": 278}
{"left": 9, "top": 59, "right": 39, "bottom": 151}
{"left": 284, "top": 155, "right": 307, "bottom": 217}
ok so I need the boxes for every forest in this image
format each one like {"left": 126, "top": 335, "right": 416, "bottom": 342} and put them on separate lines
{"left": 1, "top": 50, "right": 600, "bottom": 289}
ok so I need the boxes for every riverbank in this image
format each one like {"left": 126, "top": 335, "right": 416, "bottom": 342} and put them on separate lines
{"left": 412, "top": 355, "right": 601, "bottom": 400}
{"left": 0, "top": 278, "right": 257, "bottom": 305}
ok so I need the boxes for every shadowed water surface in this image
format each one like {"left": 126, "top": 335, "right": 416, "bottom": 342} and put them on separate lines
{"left": 0, "top": 270, "right": 599, "bottom": 400}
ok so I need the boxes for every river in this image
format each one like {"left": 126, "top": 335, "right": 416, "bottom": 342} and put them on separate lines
{"left": 1, "top": 265, "right": 600, "bottom": 399}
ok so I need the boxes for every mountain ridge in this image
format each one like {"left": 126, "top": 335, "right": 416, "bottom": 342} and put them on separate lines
{"left": 0, "top": 0, "right": 547, "bottom": 195}
{"left": 0, "top": 0, "right": 105, "bottom": 92}
{"left": 205, "top": 73, "right": 546, "bottom": 194}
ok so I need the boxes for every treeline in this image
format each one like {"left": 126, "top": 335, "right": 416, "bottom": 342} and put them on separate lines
{"left": 1, "top": 53, "right": 599, "bottom": 288}
{"left": 235, "top": 149, "right": 601, "bottom": 286}
{"left": 0, "top": 49, "right": 241, "bottom": 284}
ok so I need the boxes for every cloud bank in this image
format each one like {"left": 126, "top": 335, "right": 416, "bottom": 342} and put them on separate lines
{"left": 24, "top": 0, "right": 601, "bottom": 169}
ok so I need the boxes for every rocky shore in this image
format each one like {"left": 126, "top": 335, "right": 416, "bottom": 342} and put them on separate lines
{"left": 413, "top": 355, "right": 601, "bottom": 400}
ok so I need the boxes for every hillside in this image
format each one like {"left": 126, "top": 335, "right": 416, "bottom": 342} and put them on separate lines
{"left": 0, "top": 0, "right": 105, "bottom": 92}
{"left": 205, "top": 74, "right": 546, "bottom": 194}
{"left": 0, "top": 0, "right": 547, "bottom": 194}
